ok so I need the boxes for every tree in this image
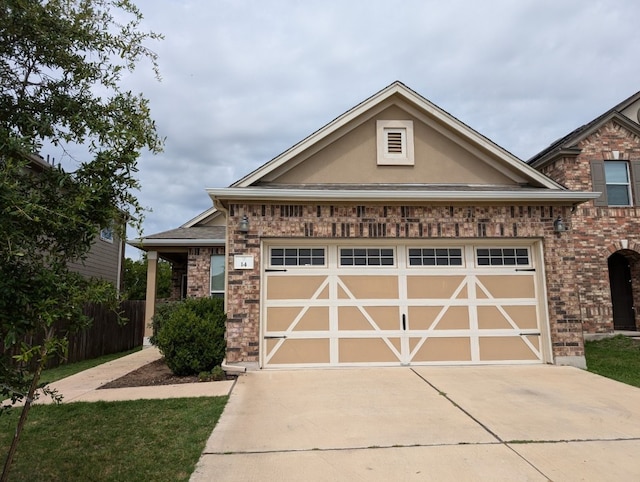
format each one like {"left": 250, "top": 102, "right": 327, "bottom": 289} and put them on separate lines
{"left": 0, "top": 1, "right": 162, "bottom": 479}
{"left": 123, "top": 256, "right": 172, "bottom": 300}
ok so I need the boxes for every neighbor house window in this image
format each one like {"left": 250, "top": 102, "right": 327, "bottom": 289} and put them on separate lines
{"left": 376, "top": 120, "right": 414, "bottom": 165}
{"left": 604, "top": 161, "right": 632, "bottom": 206}
{"left": 99, "top": 227, "right": 114, "bottom": 243}
{"left": 210, "top": 254, "right": 225, "bottom": 298}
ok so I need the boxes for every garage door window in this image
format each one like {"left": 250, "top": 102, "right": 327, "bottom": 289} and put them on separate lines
{"left": 476, "top": 248, "right": 530, "bottom": 267}
{"left": 270, "top": 248, "right": 326, "bottom": 267}
{"left": 340, "top": 248, "right": 395, "bottom": 266}
{"left": 408, "top": 248, "right": 463, "bottom": 266}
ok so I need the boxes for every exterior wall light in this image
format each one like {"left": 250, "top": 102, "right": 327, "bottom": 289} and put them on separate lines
{"left": 239, "top": 214, "right": 249, "bottom": 233}
{"left": 553, "top": 216, "right": 567, "bottom": 233}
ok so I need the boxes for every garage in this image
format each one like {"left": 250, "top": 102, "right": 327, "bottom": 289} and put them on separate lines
{"left": 262, "top": 241, "right": 550, "bottom": 368}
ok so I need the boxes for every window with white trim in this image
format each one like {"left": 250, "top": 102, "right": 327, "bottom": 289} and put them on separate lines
{"left": 604, "top": 161, "right": 632, "bottom": 206}
{"left": 210, "top": 254, "right": 225, "bottom": 298}
{"left": 376, "top": 120, "right": 414, "bottom": 165}
{"left": 408, "top": 248, "right": 463, "bottom": 266}
{"left": 476, "top": 248, "right": 530, "bottom": 267}
{"left": 340, "top": 248, "right": 395, "bottom": 266}
{"left": 270, "top": 248, "right": 326, "bottom": 267}
{"left": 99, "top": 227, "right": 114, "bottom": 243}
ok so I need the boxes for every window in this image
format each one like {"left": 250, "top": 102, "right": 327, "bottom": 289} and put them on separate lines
{"left": 604, "top": 161, "right": 631, "bottom": 206}
{"left": 408, "top": 248, "right": 463, "bottom": 266}
{"left": 340, "top": 248, "right": 395, "bottom": 266}
{"left": 270, "top": 248, "right": 325, "bottom": 267}
{"left": 476, "top": 248, "right": 530, "bottom": 267}
{"left": 210, "top": 254, "right": 225, "bottom": 298}
{"left": 376, "top": 120, "right": 414, "bottom": 165}
{"left": 99, "top": 227, "right": 114, "bottom": 243}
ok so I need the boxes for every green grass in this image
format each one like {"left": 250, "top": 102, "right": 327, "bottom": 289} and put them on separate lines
{"left": 1, "top": 396, "right": 227, "bottom": 481}
{"left": 585, "top": 335, "right": 640, "bottom": 388}
{"left": 39, "top": 347, "right": 142, "bottom": 384}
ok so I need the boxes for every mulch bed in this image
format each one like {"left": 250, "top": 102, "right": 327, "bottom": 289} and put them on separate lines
{"left": 99, "top": 358, "right": 203, "bottom": 389}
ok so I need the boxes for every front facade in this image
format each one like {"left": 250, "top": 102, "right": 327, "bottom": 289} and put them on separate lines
{"left": 137, "top": 82, "right": 601, "bottom": 368}
{"left": 529, "top": 91, "right": 640, "bottom": 334}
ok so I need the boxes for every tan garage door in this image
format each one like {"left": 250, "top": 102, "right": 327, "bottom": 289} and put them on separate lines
{"left": 262, "top": 243, "right": 547, "bottom": 368}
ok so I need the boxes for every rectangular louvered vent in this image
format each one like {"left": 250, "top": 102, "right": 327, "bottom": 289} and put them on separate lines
{"left": 386, "top": 131, "right": 403, "bottom": 153}
{"left": 377, "top": 120, "right": 414, "bottom": 165}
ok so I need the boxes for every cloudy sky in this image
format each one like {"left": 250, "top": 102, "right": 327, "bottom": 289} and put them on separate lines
{"left": 98, "top": 0, "right": 640, "bottom": 258}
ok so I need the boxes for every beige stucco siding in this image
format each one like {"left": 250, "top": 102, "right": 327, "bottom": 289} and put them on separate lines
{"left": 272, "top": 106, "right": 517, "bottom": 186}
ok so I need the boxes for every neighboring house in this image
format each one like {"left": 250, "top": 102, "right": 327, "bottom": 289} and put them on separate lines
{"left": 134, "top": 81, "right": 599, "bottom": 369}
{"left": 529, "top": 91, "right": 640, "bottom": 334}
{"left": 29, "top": 154, "right": 126, "bottom": 290}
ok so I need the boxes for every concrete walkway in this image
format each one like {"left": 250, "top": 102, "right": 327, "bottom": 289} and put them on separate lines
{"left": 1, "top": 347, "right": 234, "bottom": 407}
{"left": 191, "top": 366, "right": 640, "bottom": 482}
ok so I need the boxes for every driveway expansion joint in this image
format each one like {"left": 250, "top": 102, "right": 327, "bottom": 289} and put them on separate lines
{"left": 410, "top": 368, "right": 503, "bottom": 443}
{"left": 203, "top": 440, "right": 504, "bottom": 456}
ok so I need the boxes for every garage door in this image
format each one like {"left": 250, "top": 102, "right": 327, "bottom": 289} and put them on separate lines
{"left": 262, "top": 242, "right": 548, "bottom": 368}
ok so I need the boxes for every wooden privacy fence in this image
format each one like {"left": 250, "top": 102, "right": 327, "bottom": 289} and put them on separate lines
{"left": 3, "top": 300, "right": 146, "bottom": 368}
{"left": 65, "top": 300, "right": 146, "bottom": 364}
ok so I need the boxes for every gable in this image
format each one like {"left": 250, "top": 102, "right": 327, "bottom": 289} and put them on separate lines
{"left": 235, "top": 82, "right": 560, "bottom": 191}
{"left": 266, "top": 104, "right": 521, "bottom": 186}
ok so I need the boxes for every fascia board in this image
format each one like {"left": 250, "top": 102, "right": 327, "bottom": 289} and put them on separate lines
{"left": 128, "top": 238, "right": 225, "bottom": 248}
{"left": 208, "top": 187, "right": 601, "bottom": 204}
{"left": 181, "top": 206, "right": 219, "bottom": 228}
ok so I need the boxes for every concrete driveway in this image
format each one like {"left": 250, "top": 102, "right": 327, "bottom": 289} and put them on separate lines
{"left": 191, "top": 366, "right": 640, "bottom": 481}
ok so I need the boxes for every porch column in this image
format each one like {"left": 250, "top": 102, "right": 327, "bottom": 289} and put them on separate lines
{"left": 144, "top": 251, "right": 158, "bottom": 338}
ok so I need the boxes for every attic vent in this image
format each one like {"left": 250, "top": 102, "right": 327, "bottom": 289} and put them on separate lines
{"left": 386, "top": 130, "right": 403, "bottom": 153}
{"left": 377, "top": 120, "right": 414, "bottom": 166}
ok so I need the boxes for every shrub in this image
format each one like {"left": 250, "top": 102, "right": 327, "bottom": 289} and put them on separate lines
{"left": 154, "top": 298, "right": 226, "bottom": 376}
{"left": 149, "top": 301, "right": 181, "bottom": 346}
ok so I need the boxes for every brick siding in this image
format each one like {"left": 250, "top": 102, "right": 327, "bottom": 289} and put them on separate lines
{"left": 219, "top": 201, "right": 582, "bottom": 364}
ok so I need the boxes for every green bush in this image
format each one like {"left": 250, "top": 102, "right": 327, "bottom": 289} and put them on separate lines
{"left": 154, "top": 298, "right": 226, "bottom": 376}
{"left": 149, "top": 301, "right": 178, "bottom": 346}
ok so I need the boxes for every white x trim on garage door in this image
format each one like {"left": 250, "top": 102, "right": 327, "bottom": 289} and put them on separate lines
{"left": 261, "top": 241, "right": 551, "bottom": 368}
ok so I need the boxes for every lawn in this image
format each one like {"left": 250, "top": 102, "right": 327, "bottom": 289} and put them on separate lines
{"left": 584, "top": 335, "right": 640, "bottom": 388}
{"left": 1, "top": 397, "right": 227, "bottom": 481}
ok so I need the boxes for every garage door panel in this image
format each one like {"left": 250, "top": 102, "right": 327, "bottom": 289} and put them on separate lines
{"left": 267, "top": 276, "right": 328, "bottom": 300}
{"left": 503, "top": 306, "right": 538, "bottom": 329}
{"left": 266, "top": 307, "right": 330, "bottom": 332}
{"left": 410, "top": 337, "right": 472, "bottom": 362}
{"left": 338, "top": 306, "right": 401, "bottom": 331}
{"left": 338, "top": 276, "right": 399, "bottom": 298}
{"left": 406, "top": 276, "right": 466, "bottom": 299}
{"left": 338, "top": 338, "right": 401, "bottom": 363}
{"left": 476, "top": 275, "right": 535, "bottom": 299}
{"left": 266, "top": 339, "right": 330, "bottom": 364}
{"left": 478, "top": 337, "right": 539, "bottom": 361}
{"left": 477, "top": 306, "right": 514, "bottom": 330}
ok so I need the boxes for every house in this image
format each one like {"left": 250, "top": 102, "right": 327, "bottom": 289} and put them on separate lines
{"left": 28, "top": 154, "right": 126, "bottom": 290}
{"left": 134, "top": 82, "right": 599, "bottom": 369}
{"left": 529, "top": 91, "right": 640, "bottom": 334}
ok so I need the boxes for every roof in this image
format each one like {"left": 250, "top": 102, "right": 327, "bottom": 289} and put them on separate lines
{"left": 229, "top": 81, "right": 563, "bottom": 191}
{"left": 528, "top": 91, "right": 640, "bottom": 168}
{"left": 129, "top": 226, "right": 225, "bottom": 249}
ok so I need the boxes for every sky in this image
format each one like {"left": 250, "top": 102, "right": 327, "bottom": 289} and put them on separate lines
{"left": 60, "top": 0, "right": 640, "bottom": 258}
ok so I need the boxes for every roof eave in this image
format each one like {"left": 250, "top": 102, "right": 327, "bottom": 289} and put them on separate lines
{"left": 128, "top": 238, "right": 226, "bottom": 249}
{"left": 207, "top": 187, "right": 600, "bottom": 204}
